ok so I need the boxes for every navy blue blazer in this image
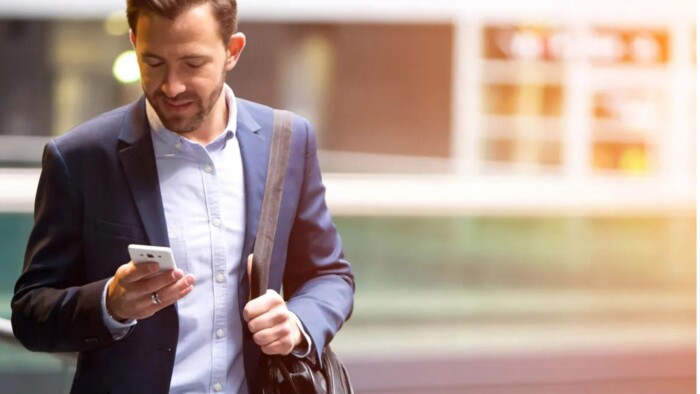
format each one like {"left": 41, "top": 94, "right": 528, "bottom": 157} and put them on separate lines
{"left": 11, "top": 97, "right": 355, "bottom": 393}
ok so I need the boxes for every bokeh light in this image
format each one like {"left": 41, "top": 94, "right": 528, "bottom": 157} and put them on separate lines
{"left": 112, "top": 50, "right": 140, "bottom": 84}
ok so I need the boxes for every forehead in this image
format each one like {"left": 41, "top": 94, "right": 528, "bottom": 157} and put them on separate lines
{"left": 134, "top": 3, "right": 223, "bottom": 54}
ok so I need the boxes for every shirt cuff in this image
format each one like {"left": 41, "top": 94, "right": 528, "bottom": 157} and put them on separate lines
{"left": 290, "top": 312, "right": 313, "bottom": 358}
{"left": 101, "top": 278, "right": 137, "bottom": 340}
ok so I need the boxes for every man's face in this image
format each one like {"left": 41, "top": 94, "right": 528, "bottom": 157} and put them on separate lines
{"left": 131, "top": 3, "right": 241, "bottom": 134}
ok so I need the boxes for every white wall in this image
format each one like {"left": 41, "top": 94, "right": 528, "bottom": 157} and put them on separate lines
{"left": 0, "top": 0, "right": 694, "bottom": 22}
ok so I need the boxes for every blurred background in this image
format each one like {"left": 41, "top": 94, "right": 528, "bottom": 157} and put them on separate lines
{"left": 0, "top": 0, "right": 695, "bottom": 393}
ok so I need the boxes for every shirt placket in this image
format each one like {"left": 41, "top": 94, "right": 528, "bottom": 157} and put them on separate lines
{"left": 200, "top": 150, "right": 229, "bottom": 393}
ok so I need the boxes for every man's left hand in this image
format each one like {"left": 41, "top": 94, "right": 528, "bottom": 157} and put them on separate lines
{"left": 243, "top": 255, "right": 303, "bottom": 355}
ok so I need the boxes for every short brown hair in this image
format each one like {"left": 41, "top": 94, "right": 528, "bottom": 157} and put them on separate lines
{"left": 126, "top": 0, "right": 238, "bottom": 45}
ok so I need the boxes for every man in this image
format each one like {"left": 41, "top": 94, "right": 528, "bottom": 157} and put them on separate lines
{"left": 10, "top": 0, "right": 355, "bottom": 393}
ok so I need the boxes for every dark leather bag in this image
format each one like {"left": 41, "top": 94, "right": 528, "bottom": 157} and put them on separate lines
{"left": 251, "top": 110, "right": 354, "bottom": 394}
{"left": 258, "top": 349, "right": 353, "bottom": 393}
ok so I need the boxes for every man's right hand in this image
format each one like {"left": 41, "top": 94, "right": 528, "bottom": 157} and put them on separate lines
{"left": 106, "top": 262, "right": 195, "bottom": 321}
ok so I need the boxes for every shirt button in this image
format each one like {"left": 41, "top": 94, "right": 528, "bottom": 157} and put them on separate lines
{"left": 213, "top": 383, "right": 223, "bottom": 392}
{"left": 212, "top": 218, "right": 221, "bottom": 227}
{"left": 216, "top": 328, "right": 225, "bottom": 338}
{"left": 216, "top": 273, "right": 225, "bottom": 283}
{"left": 175, "top": 142, "right": 183, "bottom": 150}
{"left": 204, "top": 164, "right": 213, "bottom": 173}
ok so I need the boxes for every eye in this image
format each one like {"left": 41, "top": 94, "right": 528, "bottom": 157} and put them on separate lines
{"left": 144, "top": 59, "right": 163, "bottom": 68}
{"left": 186, "top": 61, "right": 206, "bottom": 68}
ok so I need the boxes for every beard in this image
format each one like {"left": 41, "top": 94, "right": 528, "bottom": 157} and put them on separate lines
{"left": 145, "top": 69, "right": 226, "bottom": 134}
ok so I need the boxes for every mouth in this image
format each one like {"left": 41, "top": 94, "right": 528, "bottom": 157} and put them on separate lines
{"left": 162, "top": 99, "right": 193, "bottom": 112}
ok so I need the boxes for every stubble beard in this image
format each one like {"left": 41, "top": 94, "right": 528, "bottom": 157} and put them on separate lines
{"left": 146, "top": 70, "right": 227, "bottom": 134}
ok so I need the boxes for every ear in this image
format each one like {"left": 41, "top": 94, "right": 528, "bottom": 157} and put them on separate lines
{"left": 225, "top": 32, "right": 246, "bottom": 71}
{"left": 129, "top": 29, "right": 136, "bottom": 49}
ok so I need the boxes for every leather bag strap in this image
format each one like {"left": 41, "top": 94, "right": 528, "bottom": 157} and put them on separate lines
{"left": 250, "top": 110, "right": 294, "bottom": 299}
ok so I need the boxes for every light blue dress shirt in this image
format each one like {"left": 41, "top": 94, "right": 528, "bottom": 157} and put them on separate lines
{"left": 101, "top": 85, "right": 310, "bottom": 394}
{"left": 150, "top": 85, "right": 247, "bottom": 394}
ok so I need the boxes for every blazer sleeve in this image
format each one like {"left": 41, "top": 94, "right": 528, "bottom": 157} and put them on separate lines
{"left": 11, "top": 140, "right": 116, "bottom": 353}
{"left": 283, "top": 119, "right": 355, "bottom": 364}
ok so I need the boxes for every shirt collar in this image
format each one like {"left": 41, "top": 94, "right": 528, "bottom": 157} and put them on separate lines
{"left": 146, "top": 83, "right": 238, "bottom": 149}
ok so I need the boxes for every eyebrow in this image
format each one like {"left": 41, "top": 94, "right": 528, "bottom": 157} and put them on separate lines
{"left": 141, "top": 52, "right": 163, "bottom": 60}
{"left": 180, "top": 55, "right": 209, "bottom": 61}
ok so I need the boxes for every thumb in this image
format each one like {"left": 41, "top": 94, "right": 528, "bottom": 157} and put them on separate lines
{"left": 247, "top": 254, "right": 253, "bottom": 300}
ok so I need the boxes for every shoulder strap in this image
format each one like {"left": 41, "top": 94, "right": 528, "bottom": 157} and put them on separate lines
{"left": 250, "top": 110, "right": 294, "bottom": 299}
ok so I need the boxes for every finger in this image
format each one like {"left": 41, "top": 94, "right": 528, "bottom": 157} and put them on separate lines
{"left": 155, "top": 275, "right": 194, "bottom": 310}
{"left": 243, "top": 289, "right": 283, "bottom": 323}
{"left": 119, "top": 261, "right": 160, "bottom": 284}
{"left": 116, "top": 289, "right": 164, "bottom": 321}
{"left": 131, "top": 269, "right": 185, "bottom": 296}
{"left": 133, "top": 295, "right": 164, "bottom": 320}
{"left": 153, "top": 274, "right": 196, "bottom": 305}
{"left": 132, "top": 275, "right": 195, "bottom": 319}
{"left": 261, "top": 337, "right": 295, "bottom": 356}
{"left": 252, "top": 323, "right": 291, "bottom": 347}
{"left": 247, "top": 303, "right": 288, "bottom": 333}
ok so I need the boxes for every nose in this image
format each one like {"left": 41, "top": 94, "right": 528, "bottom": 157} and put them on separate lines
{"left": 160, "top": 68, "right": 186, "bottom": 98}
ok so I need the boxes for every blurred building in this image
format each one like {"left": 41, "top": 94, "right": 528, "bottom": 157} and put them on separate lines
{"left": 0, "top": 0, "right": 695, "bottom": 393}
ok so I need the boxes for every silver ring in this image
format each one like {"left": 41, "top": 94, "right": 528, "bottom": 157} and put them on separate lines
{"left": 151, "top": 292, "right": 162, "bottom": 305}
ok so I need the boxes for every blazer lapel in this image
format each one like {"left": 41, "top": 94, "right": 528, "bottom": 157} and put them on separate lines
{"left": 236, "top": 101, "right": 266, "bottom": 264}
{"left": 118, "top": 98, "right": 170, "bottom": 247}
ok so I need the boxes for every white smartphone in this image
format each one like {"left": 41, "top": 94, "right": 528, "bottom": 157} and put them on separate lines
{"left": 128, "top": 244, "right": 177, "bottom": 272}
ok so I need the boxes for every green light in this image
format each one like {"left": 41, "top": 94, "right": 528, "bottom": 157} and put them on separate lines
{"left": 113, "top": 50, "right": 140, "bottom": 84}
